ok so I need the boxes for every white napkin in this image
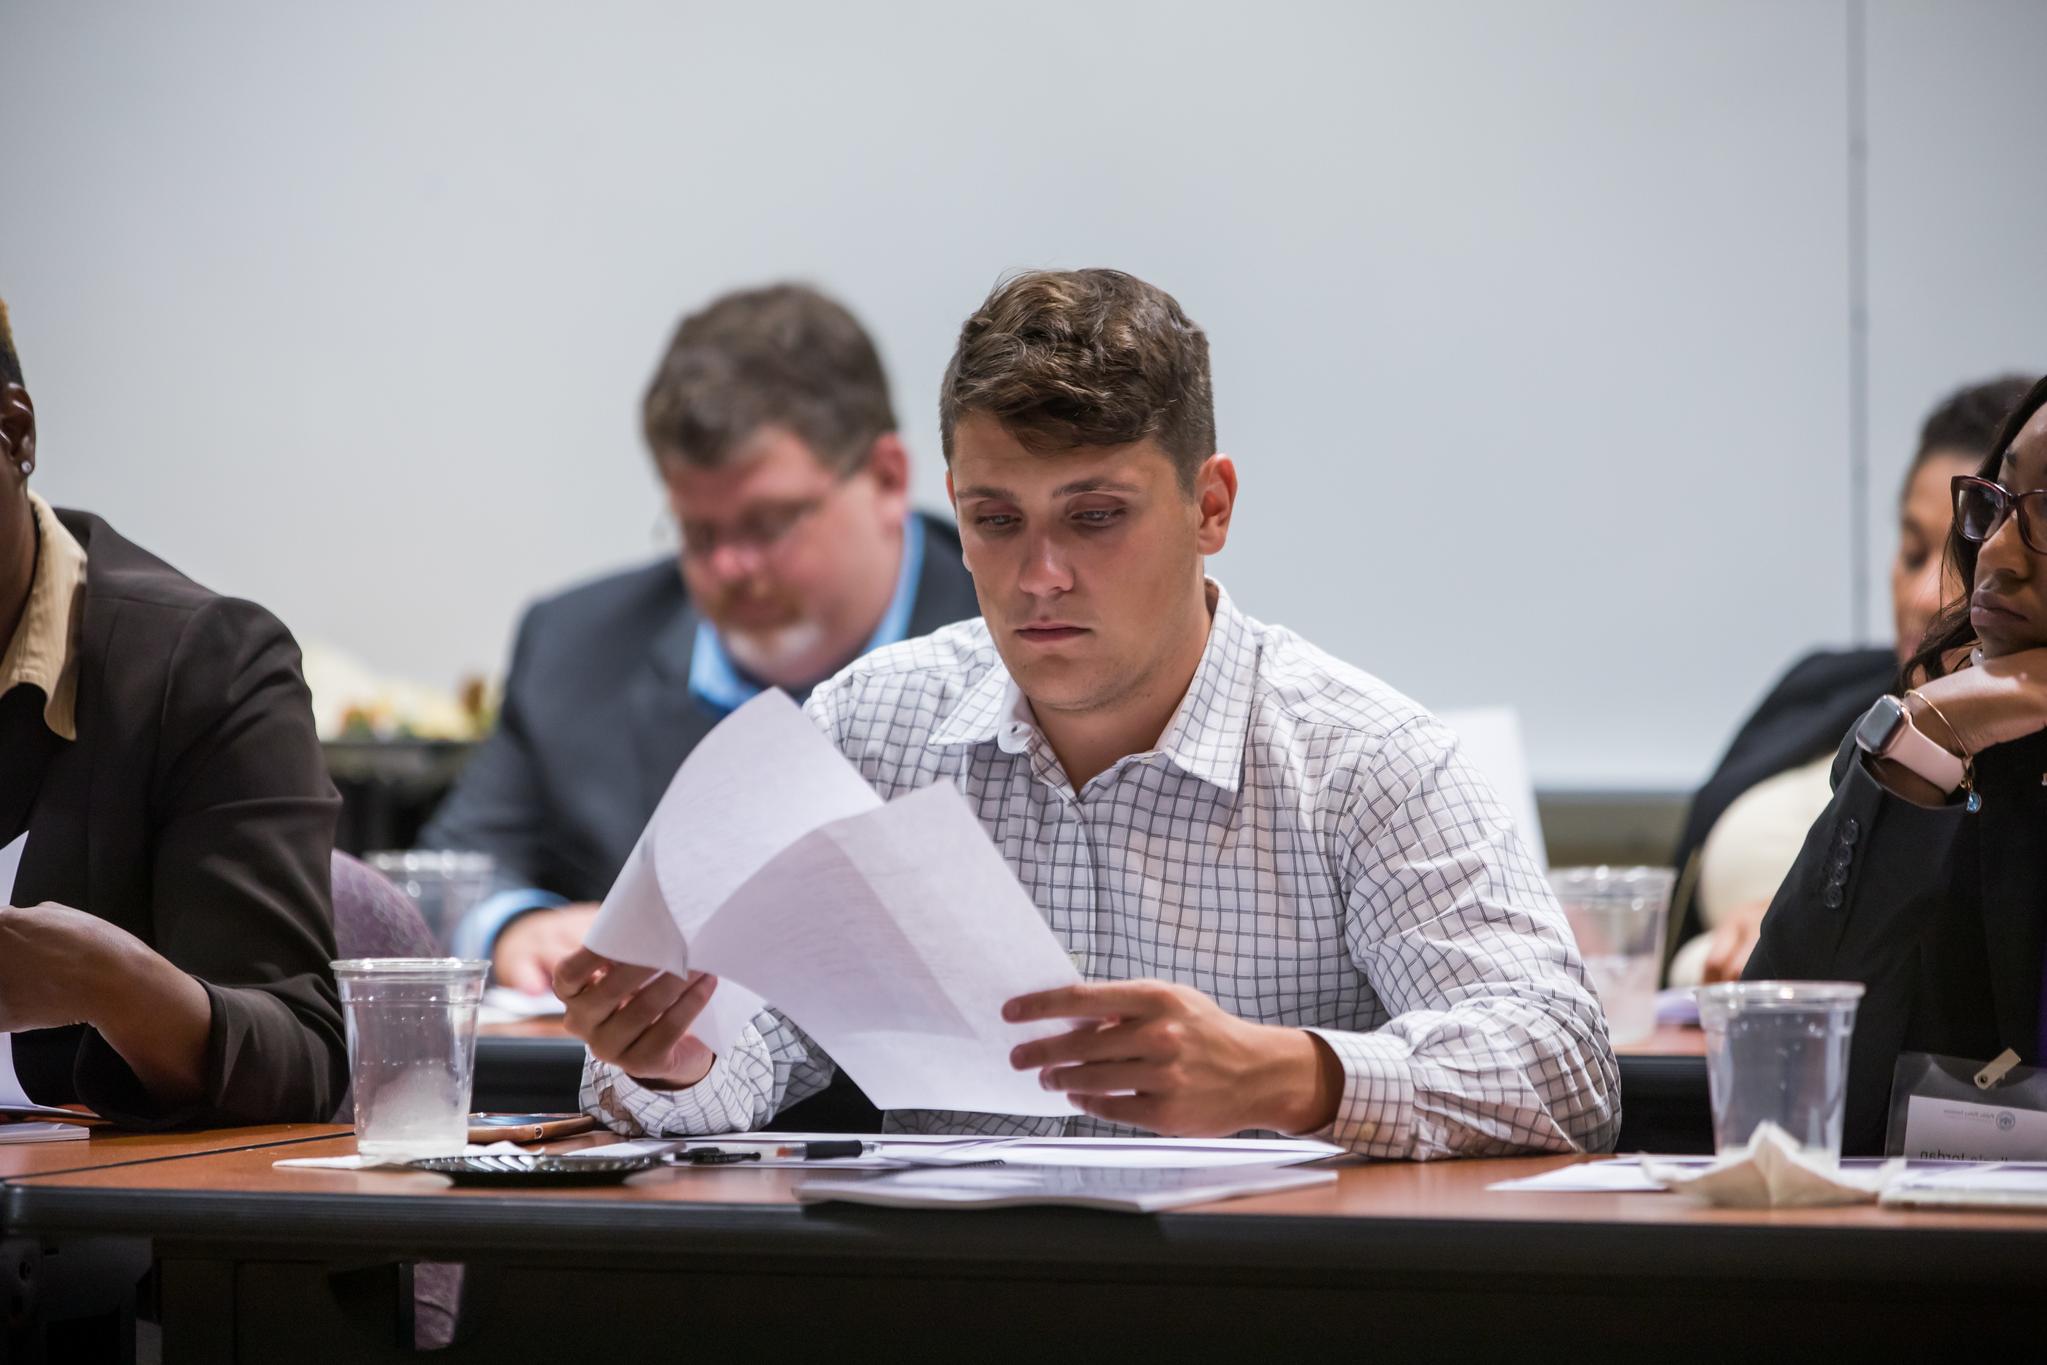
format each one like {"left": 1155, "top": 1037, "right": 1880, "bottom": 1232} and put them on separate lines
{"left": 1643, "top": 1123, "right": 1903, "bottom": 1207}
{"left": 274, "top": 1140, "right": 531, "bottom": 1171}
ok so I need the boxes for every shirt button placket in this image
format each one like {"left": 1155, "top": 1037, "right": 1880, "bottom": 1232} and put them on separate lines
{"left": 1055, "top": 798, "right": 1097, "bottom": 979}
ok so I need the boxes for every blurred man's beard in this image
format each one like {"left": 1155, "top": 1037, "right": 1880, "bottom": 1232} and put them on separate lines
{"left": 703, "top": 580, "right": 806, "bottom": 633}
{"left": 724, "top": 620, "right": 830, "bottom": 680}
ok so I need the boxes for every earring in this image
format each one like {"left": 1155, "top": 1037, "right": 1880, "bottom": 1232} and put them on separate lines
{"left": 16, "top": 460, "right": 29, "bottom": 477}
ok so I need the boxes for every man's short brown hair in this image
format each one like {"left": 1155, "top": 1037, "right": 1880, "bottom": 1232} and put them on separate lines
{"left": 642, "top": 283, "right": 896, "bottom": 473}
{"left": 939, "top": 268, "right": 1215, "bottom": 488}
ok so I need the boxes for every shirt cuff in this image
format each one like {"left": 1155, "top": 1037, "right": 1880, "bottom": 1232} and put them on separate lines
{"left": 1302, "top": 1026, "right": 1418, "bottom": 1159}
{"left": 449, "top": 887, "right": 569, "bottom": 961}
{"left": 580, "top": 1027, "right": 770, "bottom": 1137}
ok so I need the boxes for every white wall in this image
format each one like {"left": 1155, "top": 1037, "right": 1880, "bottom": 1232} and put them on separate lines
{"left": 3, "top": 1, "right": 2042, "bottom": 787}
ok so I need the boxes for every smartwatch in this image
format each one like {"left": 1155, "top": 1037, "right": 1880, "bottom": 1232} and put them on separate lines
{"left": 1853, "top": 695, "right": 1966, "bottom": 793}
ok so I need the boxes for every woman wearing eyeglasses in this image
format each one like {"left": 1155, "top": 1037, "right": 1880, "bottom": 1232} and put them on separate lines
{"left": 1665, "top": 377, "right": 2029, "bottom": 988}
{"left": 1746, "top": 374, "right": 2047, "bottom": 1155}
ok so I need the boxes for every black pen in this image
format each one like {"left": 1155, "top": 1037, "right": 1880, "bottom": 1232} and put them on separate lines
{"left": 676, "top": 1140, "right": 877, "bottom": 1164}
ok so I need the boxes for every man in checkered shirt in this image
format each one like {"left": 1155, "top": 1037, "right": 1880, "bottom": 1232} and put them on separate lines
{"left": 558, "top": 268, "right": 1619, "bottom": 1159}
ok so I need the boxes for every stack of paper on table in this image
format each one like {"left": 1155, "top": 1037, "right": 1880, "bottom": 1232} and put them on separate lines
{"left": 582, "top": 691, "right": 1085, "bottom": 1118}
{"left": 796, "top": 1163, "right": 1337, "bottom": 1212}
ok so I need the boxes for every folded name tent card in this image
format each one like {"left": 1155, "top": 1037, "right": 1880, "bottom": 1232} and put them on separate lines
{"left": 584, "top": 691, "right": 1084, "bottom": 1117}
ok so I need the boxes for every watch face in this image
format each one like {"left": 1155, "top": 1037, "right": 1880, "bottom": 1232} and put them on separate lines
{"left": 1855, "top": 697, "right": 1906, "bottom": 755}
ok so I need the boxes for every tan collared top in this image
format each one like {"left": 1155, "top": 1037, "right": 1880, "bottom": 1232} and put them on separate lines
{"left": 0, "top": 492, "right": 87, "bottom": 741}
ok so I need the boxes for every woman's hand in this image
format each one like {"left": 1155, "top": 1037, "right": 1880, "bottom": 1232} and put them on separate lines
{"left": 1907, "top": 645, "right": 2047, "bottom": 756}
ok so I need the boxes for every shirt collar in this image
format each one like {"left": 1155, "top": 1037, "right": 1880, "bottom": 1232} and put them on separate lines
{"left": 688, "top": 514, "right": 927, "bottom": 717}
{"left": 0, "top": 493, "right": 86, "bottom": 742}
{"left": 928, "top": 579, "right": 1254, "bottom": 795}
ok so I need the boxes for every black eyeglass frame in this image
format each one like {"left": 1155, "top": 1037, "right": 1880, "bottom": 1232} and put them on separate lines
{"left": 1953, "top": 474, "right": 2047, "bottom": 556}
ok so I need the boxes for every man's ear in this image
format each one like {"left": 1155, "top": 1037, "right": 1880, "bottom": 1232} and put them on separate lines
{"left": 0, "top": 385, "right": 36, "bottom": 474}
{"left": 1192, "top": 454, "right": 1236, "bottom": 555}
{"left": 865, "top": 432, "right": 910, "bottom": 495}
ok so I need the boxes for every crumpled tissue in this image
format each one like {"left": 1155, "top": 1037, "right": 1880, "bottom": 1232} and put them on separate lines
{"left": 1643, "top": 1123, "right": 1902, "bottom": 1208}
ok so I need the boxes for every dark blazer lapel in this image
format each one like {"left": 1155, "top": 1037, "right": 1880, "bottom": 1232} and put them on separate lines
{"left": 906, "top": 513, "right": 981, "bottom": 637}
{"left": 629, "top": 603, "right": 720, "bottom": 816}
{"left": 1975, "top": 732, "right": 2047, "bottom": 1058}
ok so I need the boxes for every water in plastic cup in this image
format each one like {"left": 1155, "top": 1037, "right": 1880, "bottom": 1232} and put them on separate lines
{"left": 367, "top": 850, "right": 496, "bottom": 952}
{"left": 1696, "top": 981, "right": 1864, "bottom": 1159}
{"left": 1549, "top": 866, "right": 1673, "bottom": 1045}
{"left": 333, "top": 958, "right": 488, "bottom": 1162}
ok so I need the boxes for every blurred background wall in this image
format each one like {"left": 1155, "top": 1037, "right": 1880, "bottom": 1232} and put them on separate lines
{"left": 3, "top": 0, "right": 2042, "bottom": 787}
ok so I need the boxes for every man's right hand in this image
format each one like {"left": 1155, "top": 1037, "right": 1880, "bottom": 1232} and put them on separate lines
{"left": 554, "top": 947, "right": 719, "bottom": 1090}
{"left": 493, "top": 903, "right": 602, "bottom": 996}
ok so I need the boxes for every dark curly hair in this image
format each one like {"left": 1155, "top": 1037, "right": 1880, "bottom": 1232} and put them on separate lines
{"left": 1907, "top": 375, "right": 2033, "bottom": 494}
{"left": 939, "top": 269, "right": 1215, "bottom": 490}
{"left": 1903, "top": 373, "right": 2047, "bottom": 684}
{"left": 0, "top": 298, "right": 22, "bottom": 389}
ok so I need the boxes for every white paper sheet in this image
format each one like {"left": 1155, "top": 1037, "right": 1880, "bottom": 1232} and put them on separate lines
{"left": 0, "top": 834, "right": 33, "bottom": 1107}
{"left": 1487, "top": 1158, "right": 1690, "bottom": 1193}
{"left": 795, "top": 1163, "right": 1338, "bottom": 1213}
{"left": 583, "top": 691, "right": 1085, "bottom": 1117}
{"left": 477, "top": 985, "right": 566, "bottom": 1025}
{"left": 1881, "top": 1162, "right": 2047, "bottom": 1209}
{"left": 562, "top": 1133, "right": 1344, "bottom": 1170}
{"left": 955, "top": 1136, "right": 1346, "bottom": 1169}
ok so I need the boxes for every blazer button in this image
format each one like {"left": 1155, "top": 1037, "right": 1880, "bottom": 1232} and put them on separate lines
{"left": 1841, "top": 818, "right": 1860, "bottom": 845}
{"left": 1823, "top": 884, "right": 1845, "bottom": 909}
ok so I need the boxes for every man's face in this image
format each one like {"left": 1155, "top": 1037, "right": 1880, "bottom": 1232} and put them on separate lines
{"left": 947, "top": 414, "right": 1230, "bottom": 719}
{"left": 664, "top": 424, "right": 907, "bottom": 683}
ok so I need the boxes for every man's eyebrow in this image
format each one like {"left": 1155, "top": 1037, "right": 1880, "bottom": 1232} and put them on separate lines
{"left": 1052, "top": 477, "right": 1142, "bottom": 497}
{"left": 953, "top": 477, "right": 1144, "bottom": 501}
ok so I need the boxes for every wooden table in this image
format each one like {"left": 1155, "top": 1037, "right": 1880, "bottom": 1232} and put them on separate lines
{"left": 7, "top": 1133, "right": 2043, "bottom": 1361}
{"left": 0, "top": 1124, "right": 349, "bottom": 1363}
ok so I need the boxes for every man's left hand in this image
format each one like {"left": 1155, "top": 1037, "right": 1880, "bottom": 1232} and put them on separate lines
{"left": 1004, "top": 979, "right": 1342, "bottom": 1137}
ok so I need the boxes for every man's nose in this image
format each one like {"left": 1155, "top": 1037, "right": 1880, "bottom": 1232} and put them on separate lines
{"left": 1015, "top": 531, "right": 1073, "bottom": 597}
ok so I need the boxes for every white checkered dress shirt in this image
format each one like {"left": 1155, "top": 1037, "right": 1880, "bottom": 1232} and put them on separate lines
{"left": 584, "top": 583, "right": 1619, "bottom": 1158}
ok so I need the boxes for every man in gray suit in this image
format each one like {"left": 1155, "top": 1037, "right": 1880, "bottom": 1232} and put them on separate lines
{"left": 425, "top": 284, "right": 978, "bottom": 997}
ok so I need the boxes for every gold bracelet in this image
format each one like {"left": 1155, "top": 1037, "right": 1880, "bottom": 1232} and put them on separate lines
{"left": 1904, "top": 688, "right": 1979, "bottom": 811}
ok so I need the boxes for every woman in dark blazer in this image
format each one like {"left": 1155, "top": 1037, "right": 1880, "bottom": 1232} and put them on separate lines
{"left": 0, "top": 306, "right": 344, "bottom": 1126}
{"left": 1747, "top": 373, "right": 2047, "bottom": 1155}
{"left": 1667, "top": 377, "right": 2033, "bottom": 986}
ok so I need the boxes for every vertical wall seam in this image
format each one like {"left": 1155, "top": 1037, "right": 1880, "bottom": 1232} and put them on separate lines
{"left": 1847, "top": 0, "right": 1871, "bottom": 640}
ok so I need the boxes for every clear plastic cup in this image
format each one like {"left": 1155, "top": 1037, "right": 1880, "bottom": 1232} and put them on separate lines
{"left": 1549, "top": 866, "right": 1674, "bottom": 1045}
{"left": 367, "top": 850, "right": 496, "bottom": 951}
{"left": 1696, "top": 980, "right": 1864, "bottom": 1159}
{"left": 333, "top": 958, "right": 489, "bottom": 1161}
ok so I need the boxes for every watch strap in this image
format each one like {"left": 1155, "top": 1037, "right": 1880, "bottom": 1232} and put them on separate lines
{"left": 1886, "top": 706, "right": 1967, "bottom": 793}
